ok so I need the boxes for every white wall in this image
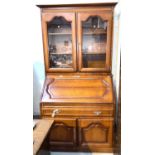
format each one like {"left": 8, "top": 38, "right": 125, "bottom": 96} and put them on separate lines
{"left": 112, "top": 3, "right": 121, "bottom": 105}
{"left": 33, "top": 0, "right": 120, "bottom": 115}
{"left": 33, "top": 6, "right": 46, "bottom": 115}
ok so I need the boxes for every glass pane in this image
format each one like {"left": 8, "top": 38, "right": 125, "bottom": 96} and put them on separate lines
{"left": 82, "top": 16, "right": 107, "bottom": 68}
{"left": 47, "top": 17, "right": 72, "bottom": 68}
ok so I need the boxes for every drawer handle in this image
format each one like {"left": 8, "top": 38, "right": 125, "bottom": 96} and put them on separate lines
{"left": 94, "top": 111, "right": 102, "bottom": 116}
{"left": 51, "top": 109, "right": 60, "bottom": 118}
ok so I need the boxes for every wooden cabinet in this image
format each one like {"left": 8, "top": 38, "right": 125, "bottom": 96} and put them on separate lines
{"left": 48, "top": 119, "right": 76, "bottom": 146}
{"left": 77, "top": 11, "right": 112, "bottom": 72}
{"left": 38, "top": 3, "right": 117, "bottom": 153}
{"left": 78, "top": 118, "right": 113, "bottom": 149}
{"left": 42, "top": 12, "right": 77, "bottom": 72}
{"left": 41, "top": 5, "right": 114, "bottom": 73}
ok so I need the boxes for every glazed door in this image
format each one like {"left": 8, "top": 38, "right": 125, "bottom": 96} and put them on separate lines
{"left": 78, "top": 118, "right": 113, "bottom": 149}
{"left": 42, "top": 13, "right": 77, "bottom": 72}
{"left": 77, "top": 12, "right": 113, "bottom": 72}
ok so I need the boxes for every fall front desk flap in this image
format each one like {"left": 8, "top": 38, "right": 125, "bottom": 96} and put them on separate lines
{"left": 41, "top": 75, "right": 114, "bottom": 103}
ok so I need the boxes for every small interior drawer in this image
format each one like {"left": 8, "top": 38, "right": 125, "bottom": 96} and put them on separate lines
{"left": 41, "top": 106, "right": 113, "bottom": 118}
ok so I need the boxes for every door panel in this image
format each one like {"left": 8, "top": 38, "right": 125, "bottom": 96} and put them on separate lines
{"left": 48, "top": 119, "right": 76, "bottom": 146}
{"left": 77, "top": 12, "right": 112, "bottom": 72}
{"left": 78, "top": 118, "right": 113, "bottom": 148}
{"left": 42, "top": 13, "right": 77, "bottom": 72}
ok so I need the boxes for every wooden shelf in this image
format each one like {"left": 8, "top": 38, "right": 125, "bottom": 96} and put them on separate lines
{"left": 53, "top": 66, "right": 72, "bottom": 68}
{"left": 48, "top": 32, "right": 106, "bottom": 35}
{"left": 83, "top": 28, "right": 107, "bottom": 35}
{"left": 83, "top": 32, "right": 107, "bottom": 35}
{"left": 50, "top": 52, "right": 72, "bottom": 55}
{"left": 48, "top": 33, "right": 71, "bottom": 35}
{"left": 83, "top": 52, "right": 105, "bottom": 55}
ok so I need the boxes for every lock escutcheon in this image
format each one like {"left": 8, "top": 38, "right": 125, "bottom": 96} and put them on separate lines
{"left": 94, "top": 111, "right": 102, "bottom": 116}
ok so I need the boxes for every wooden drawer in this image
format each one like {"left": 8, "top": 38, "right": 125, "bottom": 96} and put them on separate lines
{"left": 41, "top": 106, "right": 113, "bottom": 118}
{"left": 78, "top": 118, "right": 114, "bottom": 149}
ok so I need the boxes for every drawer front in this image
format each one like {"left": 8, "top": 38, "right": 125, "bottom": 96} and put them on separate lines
{"left": 41, "top": 106, "right": 113, "bottom": 118}
{"left": 78, "top": 118, "right": 114, "bottom": 149}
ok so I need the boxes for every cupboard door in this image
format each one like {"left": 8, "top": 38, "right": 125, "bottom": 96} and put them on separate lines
{"left": 77, "top": 12, "right": 113, "bottom": 72}
{"left": 48, "top": 119, "right": 76, "bottom": 146}
{"left": 78, "top": 118, "right": 113, "bottom": 149}
{"left": 42, "top": 13, "right": 77, "bottom": 72}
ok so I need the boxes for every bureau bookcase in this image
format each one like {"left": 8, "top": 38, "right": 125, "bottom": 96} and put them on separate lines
{"left": 38, "top": 3, "right": 117, "bottom": 152}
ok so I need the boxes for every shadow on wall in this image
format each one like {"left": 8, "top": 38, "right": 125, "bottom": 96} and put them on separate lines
{"left": 33, "top": 61, "right": 45, "bottom": 116}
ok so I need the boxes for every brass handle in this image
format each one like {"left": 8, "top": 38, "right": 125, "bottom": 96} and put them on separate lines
{"left": 51, "top": 109, "right": 60, "bottom": 118}
{"left": 94, "top": 111, "right": 102, "bottom": 116}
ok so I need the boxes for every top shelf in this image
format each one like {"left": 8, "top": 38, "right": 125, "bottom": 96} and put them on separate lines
{"left": 48, "top": 32, "right": 106, "bottom": 36}
{"left": 48, "top": 28, "right": 107, "bottom": 36}
{"left": 48, "top": 33, "right": 71, "bottom": 35}
{"left": 84, "top": 32, "right": 106, "bottom": 35}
